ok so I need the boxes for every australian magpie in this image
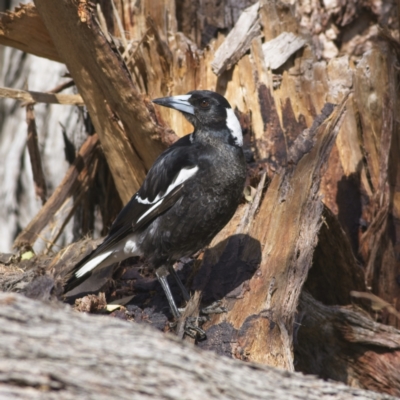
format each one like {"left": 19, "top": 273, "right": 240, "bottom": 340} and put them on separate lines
{"left": 65, "top": 90, "right": 247, "bottom": 323}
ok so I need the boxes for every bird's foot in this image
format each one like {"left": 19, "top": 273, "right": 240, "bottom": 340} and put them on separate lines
{"left": 181, "top": 301, "right": 227, "bottom": 339}
{"left": 200, "top": 300, "right": 227, "bottom": 315}
{"left": 169, "top": 315, "right": 207, "bottom": 340}
{"left": 183, "top": 316, "right": 208, "bottom": 340}
{"left": 171, "top": 301, "right": 226, "bottom": 340}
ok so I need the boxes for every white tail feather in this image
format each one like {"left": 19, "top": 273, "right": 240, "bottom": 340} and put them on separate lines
{"left": 75, "top": 235, "right": 140, "bottom": 279}
{"left": 75, "top": 251, "right": 113, "bottom": 278}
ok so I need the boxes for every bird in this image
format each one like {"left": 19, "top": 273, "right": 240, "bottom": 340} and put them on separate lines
{"left": 64, "top": 90, "right": 247, "bottom": 325}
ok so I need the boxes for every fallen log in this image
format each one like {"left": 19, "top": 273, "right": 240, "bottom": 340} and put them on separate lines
{"left": 0, "top": 292, "right": 396, "bottom": 400}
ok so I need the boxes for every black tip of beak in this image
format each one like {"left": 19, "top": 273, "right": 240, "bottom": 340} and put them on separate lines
{"left": 152, "top": 97, "right": 167, "bottom": 106}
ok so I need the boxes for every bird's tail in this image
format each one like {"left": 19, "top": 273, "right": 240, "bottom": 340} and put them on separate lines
{"left": 64, "top": 234, "right": 141, "bottom": 298}
{"left": 75, "top": 251, "right": 113, "bottom": 278}
{"left": 64, "top": 250, "right": 116, "bottom": 296}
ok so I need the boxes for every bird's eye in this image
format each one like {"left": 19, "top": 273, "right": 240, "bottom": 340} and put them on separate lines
{"left": 200, "top": 99, "right": 210, "bottom": 108}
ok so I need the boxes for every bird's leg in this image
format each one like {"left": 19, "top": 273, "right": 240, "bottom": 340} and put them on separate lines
{"left": 157, "top": 266, "right": 206, "bottom": 339}
{"left": 156, "top": 266, "right": 180, "bottom": 319}
{"left": 168, "top": 265, "right": 190, "bottom": 302}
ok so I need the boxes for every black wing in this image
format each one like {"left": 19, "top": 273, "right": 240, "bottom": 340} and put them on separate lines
{"left": 92, "top": 134, "right": 198, "bottom": 252}
{"left": 64, "top": 135, "right": 200, "bottom": 294}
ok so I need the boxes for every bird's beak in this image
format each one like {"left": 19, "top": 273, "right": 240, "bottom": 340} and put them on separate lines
{"left": 152, "top": 94, "right": 195, "bottom": 115}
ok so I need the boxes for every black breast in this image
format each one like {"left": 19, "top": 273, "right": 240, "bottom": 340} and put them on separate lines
{"left": 138, "top": 143, "right": 246, "bottom": 267}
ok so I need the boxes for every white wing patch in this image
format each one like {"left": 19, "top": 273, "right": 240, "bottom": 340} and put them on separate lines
{"left": 75, "top": 251, "right": 112, "bottom": 278}
{"left": 75, "top": 235, "right": 141, "bottom": 278}
{"left": 226, "top": 108, "right": 243, "bottom": 147}
{"left": 123, "top": 237, "right": 139, "bottom": 254}
{"left": 137, "top": 166, "right": 199, "bottom": 205}
{"left": 137, "top": 198, "right": 164, "bottom": 223}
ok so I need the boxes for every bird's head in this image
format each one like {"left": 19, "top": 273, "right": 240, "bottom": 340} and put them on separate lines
{"left": 153, "top": 90, "right": 243, "bottom": 147}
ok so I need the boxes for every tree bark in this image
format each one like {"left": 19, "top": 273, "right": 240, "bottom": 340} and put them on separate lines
{"left": 0, "top": 292, "right": 396, "bottom": 400}
{"left": 0, "top": 3, "right": 60, "bottom": 62}
{"left": 296, "top": 292, "right": 400, "bottom": 397}
{"left": 1, "top": 0, "right": 400, "bottom": 398}
{"left": 33, "top": 0, "right": 168, "bottom": 203}
{"left": 193, "top": 100, "right": 347, "bottom": 370}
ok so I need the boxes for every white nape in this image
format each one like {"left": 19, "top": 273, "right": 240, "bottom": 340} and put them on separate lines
{"left": 226, "top": 108, "right": 243, "bottom": 147}
{"left": 75, "top": 251, "right": 112, "bottom": 278}
{"left": 137, "top": 166, "right": 199, "bottom": 205}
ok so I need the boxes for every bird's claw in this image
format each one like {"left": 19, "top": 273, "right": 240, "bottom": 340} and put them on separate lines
{"left": 171, "top": 300, "right": 227, "bottom": 340}
{"left": 168, "top": 320, "right": 178, "bottom": 329}
{"left": 184, "top": 316, "right": 208, "bottom": 340}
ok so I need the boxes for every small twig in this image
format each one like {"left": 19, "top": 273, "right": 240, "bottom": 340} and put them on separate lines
{"left": 124, "top": 28, "right": 151, "bottom": 66}
{"left": 96, "top": 3, "right": 111, "bottom": 42}
{"left": 44, "top": 188, "right": 84, "bottom": 255}
{"left": 351, "top": 291, "right": 400, "bottom": 320}
{"left": 0, "top": 87, "right": 84, "bottom": 106}
{"left": 21, "top": 80, "right": 75, "bottom": 107}
{"left": 45, "top": 155, "right": 99, "bottom": 255}
{"left": 111, "top": 0, "right": 128, "bottom": 49}
{"left": 122, "top": 40, "right": 135, "bottom": 60}
{"left": 26, "top": 105, "right": 47, "bottom": 204}
{"left": 14, "top": 135, "right": 99, "bottom": 249}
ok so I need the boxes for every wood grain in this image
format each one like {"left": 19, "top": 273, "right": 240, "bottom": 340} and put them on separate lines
{"left": 0, "top": 291, "right": 396, "bottom": 400}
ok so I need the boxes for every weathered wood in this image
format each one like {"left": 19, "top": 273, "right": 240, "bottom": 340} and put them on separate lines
{"left": 211, "top": 2, "right": 261, "bottom": 76}
{"left": 0, "top": 238, "right": 100, "bottom": 298}
{"left": 0, "top": 292, "right": 396, "bottom": 400}
{"left": 350, "top": 291, "right": 400, "bottom": 320}
{"left": 14, "top": 135, "right": 99, "bottom": 249}
{"left": 318, "top": 42, "right": 400, "bottom": 328}
{"left": 0, "top": 3, "right": 60, "bottom": 62}
{"left": 43, "top": 155, "right": 100, "bottom": 255}
{"left": 175, "top": 0, "right": 259, "bottom": 48}
{"left": 305, "top": 205, "right": 366, "bottom": 306}
{"left": 194, "top": 100, "right": 348, "bottom": 370}
{"left": 33, "top": 0, "right": 168, "bottom": 203}
{"left": 296, "top": 292, "right": 400, "bottom": 397}
{"left": 25, "top": 105, "right": 47, "bottom": 204}
{"left": 20, "top": 79, "right": 75, "bottom": 107}
{"left": 262, "top": 32, "right": 306, "bottom": 70}
{"left": 355, "top": 44, "right": 400, "bottom": 328}
{"left": 0, "top": 86, "right": 84, "bottom": 105}
{"left": 1, "top": 2, "right": 400, "bottom": 398}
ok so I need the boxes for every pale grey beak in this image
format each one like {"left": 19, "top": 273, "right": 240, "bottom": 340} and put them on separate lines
{"left": 152, "top": 94, "right": 194, "bottom": 115}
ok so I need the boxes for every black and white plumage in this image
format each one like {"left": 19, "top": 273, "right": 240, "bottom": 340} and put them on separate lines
{"left": 65, "top": 90, "right": 247, "bottom": 319}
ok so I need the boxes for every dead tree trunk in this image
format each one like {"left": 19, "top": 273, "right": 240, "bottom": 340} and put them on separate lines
{"left": 1, "top": 0, "right": 400, "bottom": 398}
